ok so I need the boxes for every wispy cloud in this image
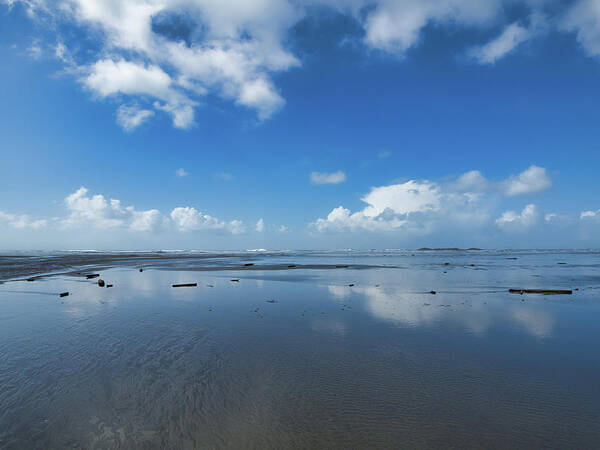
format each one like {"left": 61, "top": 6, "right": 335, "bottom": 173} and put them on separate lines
{"left": 175, "top": 168, "right": 188, "bottom": 178}
{"left": 0, "top": 210, "right": 47, "bottom": 229}
{"left": 310, "top": 171, "right": 347, "bottom": 185}
{"left": 215, "top": 172, "right": 233, "bottom": 181}
{"left": 117, "top": 104, "right": 154, "bottom": 131}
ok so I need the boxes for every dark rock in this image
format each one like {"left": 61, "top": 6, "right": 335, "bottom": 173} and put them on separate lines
{"left": 244, "top": 263, "right": 254, "bottom": 266}
{"left": 348, "top": 284, "right": 354, "bottom": 287}
{"left": 59, "top": 292, "right": 69, "bottom": 297}
{"left": 139, "top": 268, "right": 143, "bottom": 272}
{"left": 430, "top": 290, "right": 436, "bottom": 295}
{"left": 288, "top": 264, "right": 296, "bottom": 268}
{"left": 230, "top": 279, "right": 239, "bottom": 282}
{"left": 97, "top": 279, "right": 105, "bottom": 287}
{"left": 106, "top": 284, "right": 113, "bottom": 288}
{"left": 86, "top": 274, "right": 100, "bottom": 279}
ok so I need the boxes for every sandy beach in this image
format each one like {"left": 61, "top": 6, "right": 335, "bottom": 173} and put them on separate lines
{"left": 1, "top": 250, "right": 599, "bottom": 448}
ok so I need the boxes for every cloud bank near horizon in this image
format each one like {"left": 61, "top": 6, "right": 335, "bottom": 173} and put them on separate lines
{"left": 1, "top": 165, "right": 599, "bottom": 248}
{"left": 5, "top": 0, "right": 600, "bottom": 130}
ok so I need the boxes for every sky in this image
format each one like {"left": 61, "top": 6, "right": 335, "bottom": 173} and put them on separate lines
{"left": 1, "top": 0, "right": 599, "bottom": 250}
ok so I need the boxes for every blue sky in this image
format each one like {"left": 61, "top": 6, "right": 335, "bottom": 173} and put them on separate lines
{"left": 1, "top": 0, "right": 599, "bottom": 250}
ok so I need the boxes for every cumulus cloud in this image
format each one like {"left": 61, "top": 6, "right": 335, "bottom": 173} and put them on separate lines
{"left": 0, "top": 210, "right": 47, "bottom": 229}
{"left": 311, "top": 165, "right": 555, "bottom": 235}
{"left": 496, "top": 203, "right": 539, "bottom": 229}
{"left": 60, "top": 187, "right": 242, "bottom": 234}
{"left": 62, "top": 186, "right": 164, "bottom": 231}
{"left": 310, "top": 170, "right": 347, "bottom": 185}
{"left": 312, "top": 175, "right": 489, "bottom": 234}
{"left": 8, "top": 0, "right": 600, "bottom": 129}
{"left": 170, "top": 206, "right": 245, "bottom": 234}
{"left": 501, "top": 165, "right": 552, "bottom": 196}
{"left": 452, "top": 170, "right": 488, "bottom": 192}
{"left": 256, "top": 218, "right": 265, "bottom": 232}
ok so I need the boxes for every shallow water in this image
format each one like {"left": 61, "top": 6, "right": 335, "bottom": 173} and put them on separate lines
{"left": 1, "top": 252, "right": 600, "bottom": 448}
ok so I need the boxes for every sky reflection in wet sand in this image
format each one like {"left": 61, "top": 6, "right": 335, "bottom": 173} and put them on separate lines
{"left": 1, "top": 261, "right": 599, "bottom": 448}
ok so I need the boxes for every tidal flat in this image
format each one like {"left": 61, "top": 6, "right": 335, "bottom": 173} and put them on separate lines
{"left": 1, "top": 250, "right": 599, "bottom": 448}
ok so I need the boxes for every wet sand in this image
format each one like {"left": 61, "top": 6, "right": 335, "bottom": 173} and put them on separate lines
{"left": 1, "top": 251, "right": 600, "bottom": 448}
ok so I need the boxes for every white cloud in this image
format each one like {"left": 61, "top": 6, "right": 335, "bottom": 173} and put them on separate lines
{"left": 60, "top": 187, "right": 242, "bottom": 234}
{"left": 581, "top": 209, "right": 600, "bottom": 219}
{"left": 11, "top": 0, "right": 600, "bottom": 130}
{"left": 501, "top": 165, "right": 551, "bottom": 196}
{"left": 82, "top": 58, "right": 195, "bottom": 128}
{"left": 170, "top": 206, "right": 245, "bottom": 234}
{"left": 130, "top": 209, "right": 165, "bottom": 231}
{"left": 361, "top": 180, "right": 440, "bottom": 216}
{"left": 84, "top": 58, "right": 173, "bottom": 100}
{"left": 277, "top": 225, "right": 289, "bottom": 233}
{"left": 310, "top": 170, "right": 347, "bottom": 185}
{"left": 452, "top": 170, "right": 488, "bottom": 192}
{"left": 311, "top": 165, "right": 554, "bottom": 235}
{"left": 26, "top": 40, "right": 42, "bottom": 59}
{"left": 496, "top": 203, "right": 539, "bottom": 229}
{"left": 153, "top": 101, "right": 195, "bottom": 129}
{"left": 0, "top": 211, "right": 47, "bottom": 229}
{"left": 469, "top": 22, "right": 532, "bottom": 64}
{"left": 312, "top": 175, "right": 489, "bottom": 233}
{"left": 561, "top": 0, "right": 600, "bottom": 57}
{"left": 175, "top": 168, "right": 188, "bottom": 177}
{"left": 256, "top": 218, "right": 265, "bottom": 232}
{"left": 116, "top": 104, "right": 154, "bottom": 131}
{"left": 62, "top": 186, "right": 168, "bottom": 231}
{"left": 362, "top": 0, "right": 501, "bottom": 54}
